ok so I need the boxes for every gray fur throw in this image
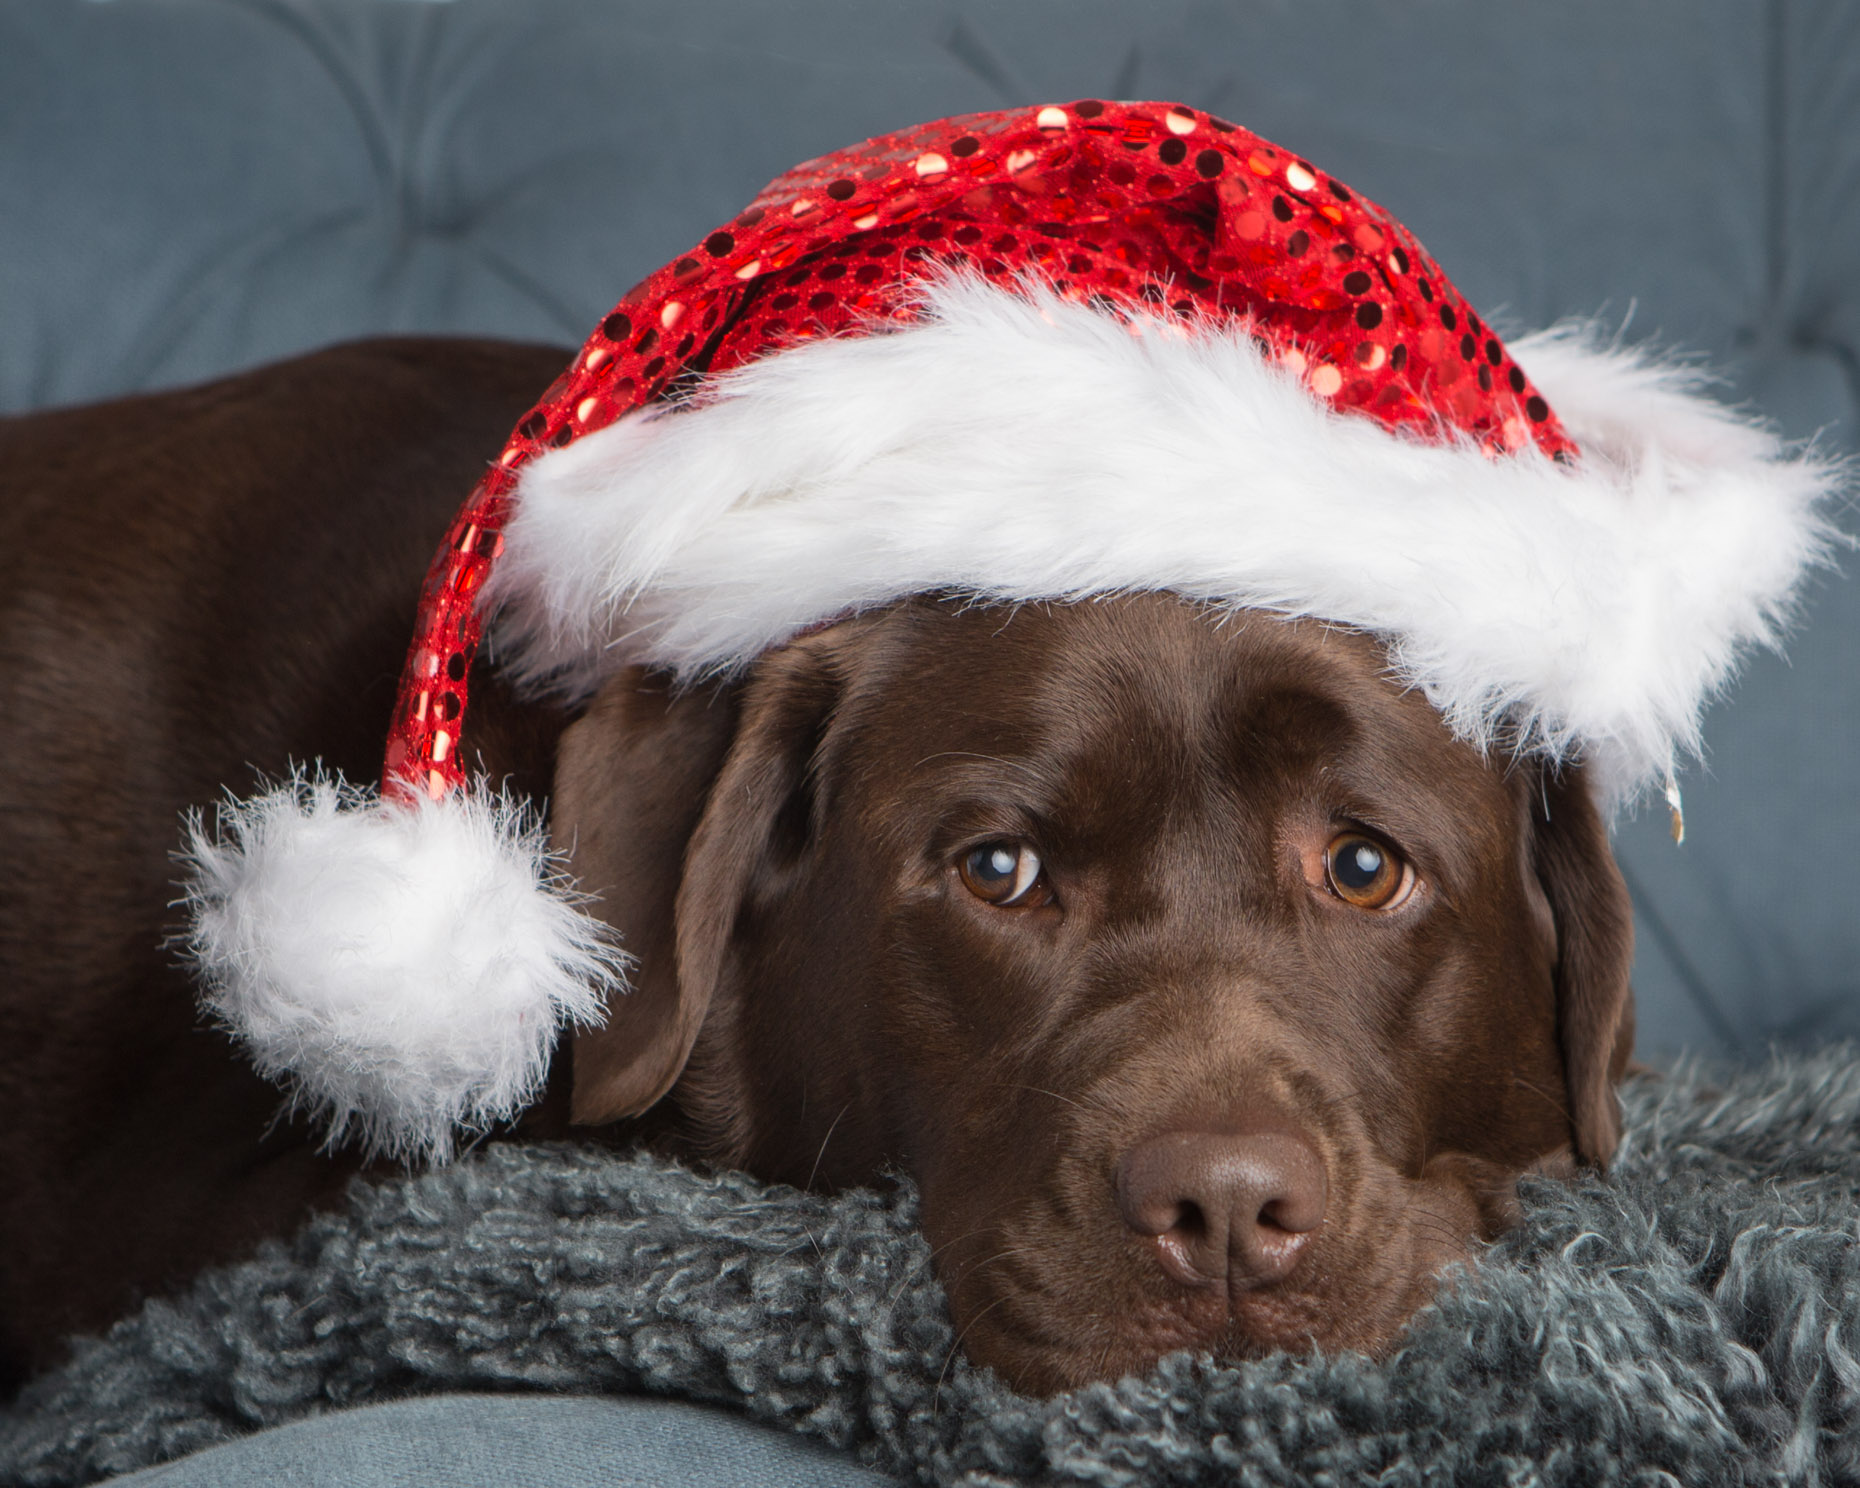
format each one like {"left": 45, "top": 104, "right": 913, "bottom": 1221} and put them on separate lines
{"left": 8, "top": 1049, "right": 1860, "bottom": 1487}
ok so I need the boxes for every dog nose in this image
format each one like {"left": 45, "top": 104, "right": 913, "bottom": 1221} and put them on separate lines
{"left": 1115, "top": 1129, "right": 1327, "bottom": 1289}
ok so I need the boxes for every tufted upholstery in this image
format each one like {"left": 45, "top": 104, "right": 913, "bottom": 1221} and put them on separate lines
{"left": 4, "top": 0, "right": 1856, "bottom": 1059}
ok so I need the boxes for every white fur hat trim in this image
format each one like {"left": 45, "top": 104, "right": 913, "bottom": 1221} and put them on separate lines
{"left": 489, "top": 276, "right": 1845, "bottom": 809}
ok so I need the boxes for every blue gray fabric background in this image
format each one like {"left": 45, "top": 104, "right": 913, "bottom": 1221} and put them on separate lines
{"left": 2, "top": 0, "right": 1855, "bottom": 1056}
{"left": 99, "top": 1395, "right": 897, "bottom": 1488}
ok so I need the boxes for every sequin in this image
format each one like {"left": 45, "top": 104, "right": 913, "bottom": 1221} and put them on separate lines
{"left": 381, "top": 99, "right": 1580, "bottom": 801}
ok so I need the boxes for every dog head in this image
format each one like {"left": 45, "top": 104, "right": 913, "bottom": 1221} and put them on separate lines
{"left": 551, "top": 592, "right": 1633, "bottom": 1393}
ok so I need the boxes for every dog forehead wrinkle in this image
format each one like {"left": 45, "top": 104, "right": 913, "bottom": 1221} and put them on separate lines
{"left": 826, "top": 619, "right": 1195, "bottom": 851}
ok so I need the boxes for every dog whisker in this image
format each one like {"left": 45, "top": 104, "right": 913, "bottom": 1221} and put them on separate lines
{"left": 804, "top": 1102, "right": 853, "bottom": 1192}
{"left": 987, "top": 1080, "right": 1094, "bottom": 1115}
{"left": 935, "top": 1294, "right": 1013, "bottom": 1413}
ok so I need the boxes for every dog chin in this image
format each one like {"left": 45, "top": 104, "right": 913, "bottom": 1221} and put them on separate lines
{"left": 958, "top": 1243, "right": 1473, "bottom": 1397}
{"left": 955, "top": 1281, "right": 1418, "bottom": 1398}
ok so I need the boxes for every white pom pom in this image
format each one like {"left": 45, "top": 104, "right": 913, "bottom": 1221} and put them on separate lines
{"left": 178, "top": 771, "right": 628, "bottom": 1163}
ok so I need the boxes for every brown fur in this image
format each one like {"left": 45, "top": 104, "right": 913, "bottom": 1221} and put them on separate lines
{"left": 0, "top": 339, "right": 1633, "bottom": 1398}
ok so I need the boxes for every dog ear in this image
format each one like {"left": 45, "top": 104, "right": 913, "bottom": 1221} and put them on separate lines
{"left": 552, "top": 625, "right": 865, "bottom": 1128}
{"left": 550, "top": 668, "right": 741, "bottom": 1125}
{"left": 671, "top": 628, "right": 862, "bottom": 1077}
{"left": 1531, "top": 765, "right": 1637, "bottom": 1168}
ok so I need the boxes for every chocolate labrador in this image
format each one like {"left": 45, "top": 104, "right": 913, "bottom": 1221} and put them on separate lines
{"left": 0, "top": 337, "right": 1633, "bottom": 1396}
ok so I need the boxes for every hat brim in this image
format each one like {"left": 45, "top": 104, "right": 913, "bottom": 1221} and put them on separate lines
{"left": 488, "top": 276, "right": 1843, "bottom": 807}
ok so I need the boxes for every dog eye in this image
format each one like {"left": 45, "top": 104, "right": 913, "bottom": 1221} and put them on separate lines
{"left": 1324, "top": 832, "right": 1409, "bottom": 910}
{"left": 958, "top": 841, "right": 1049, "bottom": 907}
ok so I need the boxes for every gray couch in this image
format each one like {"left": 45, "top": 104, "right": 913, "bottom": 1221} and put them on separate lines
{"left": 4, "top": 0, "right": 1856, "bottom": 1057}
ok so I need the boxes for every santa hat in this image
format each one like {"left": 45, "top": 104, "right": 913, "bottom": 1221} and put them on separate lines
{"left": 180, "top": 101, "right": 1842, "bottom": 1162}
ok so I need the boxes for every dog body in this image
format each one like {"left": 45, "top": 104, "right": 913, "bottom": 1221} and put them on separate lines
{"left": 0, "top": 340, "right": 574, "bottom": 1385}
{"left": 0, "top": 339, "right": 1633, "bottom": 1395}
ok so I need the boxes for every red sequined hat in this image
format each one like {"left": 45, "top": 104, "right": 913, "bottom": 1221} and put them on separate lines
{"left": 181, "top": 102, "right": 1838, "bottom": 1161}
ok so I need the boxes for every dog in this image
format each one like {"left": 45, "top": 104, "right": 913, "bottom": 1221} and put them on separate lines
{"left": 0, "top": 336, "right": 1634, "bottom": 1397}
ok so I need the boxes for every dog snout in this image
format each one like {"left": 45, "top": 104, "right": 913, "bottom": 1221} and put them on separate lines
{"left": 1116, "top": 1129, "right": 1327, "bottom": 1290}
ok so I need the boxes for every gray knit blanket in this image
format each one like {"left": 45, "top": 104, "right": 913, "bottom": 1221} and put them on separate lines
{"left": 7, "top": 1049, "right": 1860, "bottom": 1487}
